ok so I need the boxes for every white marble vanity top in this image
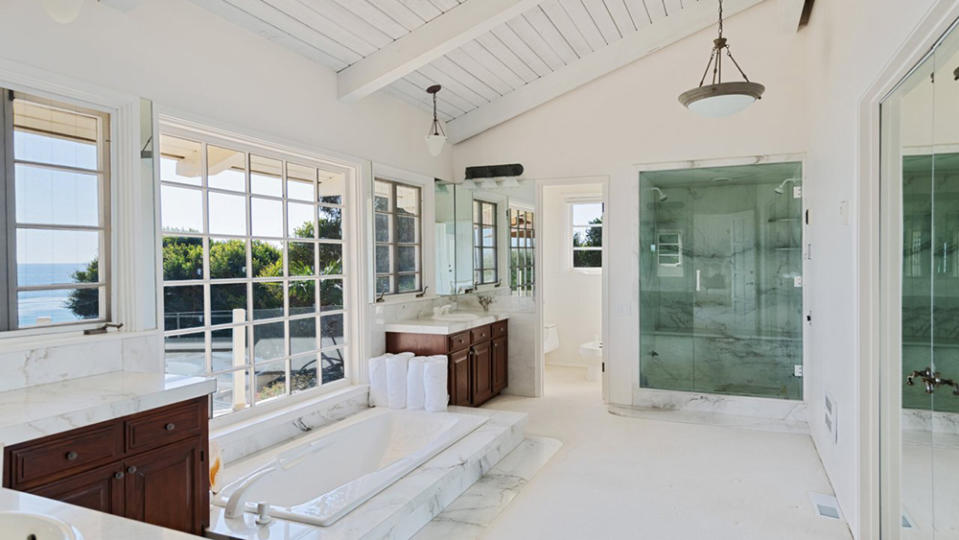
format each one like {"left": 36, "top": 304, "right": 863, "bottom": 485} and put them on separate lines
{"left": 0, "top": 372, "right": 216, "bottom": 446}
{"left": 0, "top": 486, "right": 199, "bottom": 539}
{"left": 384, "top": 312, "right": 508, "bottom": 335}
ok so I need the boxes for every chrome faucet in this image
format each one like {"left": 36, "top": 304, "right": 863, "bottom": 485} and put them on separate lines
{"left": 223, "top": 466, "right": 276, "bottom": 519}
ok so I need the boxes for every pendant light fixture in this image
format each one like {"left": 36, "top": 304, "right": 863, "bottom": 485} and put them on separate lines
{"left": 425, "top": 85, "right": 447, "bottom": 157}
{"left": 678, "top": 0, "right": 764, "bottom": 117}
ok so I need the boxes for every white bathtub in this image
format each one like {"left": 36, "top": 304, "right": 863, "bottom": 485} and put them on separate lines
{"left": 212, "top": 407, "right": 488, "bottom": 526}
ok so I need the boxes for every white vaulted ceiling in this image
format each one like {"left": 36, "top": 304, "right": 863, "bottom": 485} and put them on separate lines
{"left": 192, "top": 0, "right": 768, "bottom": 142}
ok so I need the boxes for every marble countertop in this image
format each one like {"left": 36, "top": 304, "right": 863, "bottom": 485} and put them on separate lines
{"left": 0, "top": 487, "right": 199, "bottom": 539}
{"left": 0, "top": 372, "right": 216, "bottom": 446}
{"left": 384, "top": 312, "right": 509, "bottom": 335}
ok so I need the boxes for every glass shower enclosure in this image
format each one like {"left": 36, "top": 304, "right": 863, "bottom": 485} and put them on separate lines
{"left": 639, "top": 162, "right": 804, "bottom": 400}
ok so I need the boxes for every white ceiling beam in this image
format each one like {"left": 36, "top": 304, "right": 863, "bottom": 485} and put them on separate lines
{"left": 775, "top": 0, "right": 807, "bottom": 32}
{"left": 337, "top": 0, "right": 544, "bottom": 103}
{"left": 446, "top": 0, "right": 764, "bottom": 144}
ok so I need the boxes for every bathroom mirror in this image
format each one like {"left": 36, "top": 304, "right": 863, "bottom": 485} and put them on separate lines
{"left": 434, "top": 179, "right": 535, "bottom": 296}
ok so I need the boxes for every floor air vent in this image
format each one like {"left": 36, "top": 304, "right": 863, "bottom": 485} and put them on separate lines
{"left": 808, "top": 493, "right": 842, "bottom": 520}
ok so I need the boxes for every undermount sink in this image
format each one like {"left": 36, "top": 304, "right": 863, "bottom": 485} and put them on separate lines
{"left": 432, "top": 312, "right": 481, "bottom": 322}
{"left": 0, "top": 511, "right": 80, "bottom": 540}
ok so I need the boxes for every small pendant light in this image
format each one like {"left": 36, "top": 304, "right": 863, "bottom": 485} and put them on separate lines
{"left": 678, "top": 0, "right": 765, "bottom": 117}
{"left": 425, "top": 85, "right": 447, "bottom": 157}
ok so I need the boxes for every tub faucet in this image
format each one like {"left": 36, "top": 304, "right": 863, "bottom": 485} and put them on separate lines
{"left": 224, "top": 466, "right": 276, "bottom": 519}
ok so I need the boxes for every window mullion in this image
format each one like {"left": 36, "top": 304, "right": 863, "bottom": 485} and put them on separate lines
{"left": 0, "top": 89, "right": 11, "bottom": 331}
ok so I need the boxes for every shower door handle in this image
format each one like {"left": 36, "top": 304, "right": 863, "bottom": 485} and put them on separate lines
{"left": 696, "top": 270, "right": 701, "bottom": 292}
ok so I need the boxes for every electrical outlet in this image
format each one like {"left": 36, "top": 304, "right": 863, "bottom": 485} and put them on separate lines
{"left": 794, "top": 365, "right": 803, "bottom": 377}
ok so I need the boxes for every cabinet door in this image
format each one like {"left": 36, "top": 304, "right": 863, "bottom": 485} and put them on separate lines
{"left": 449, "top": 348, "right": 472, "bottom": 406}
{"left": 471, "top": 341, "right": 494, "bottom": 406}
{"left": 29, "top": 462, "right": 124, "bottom": 516}
{"left": 492, "top": 336, "right": 508, "bottom": 393}
{"left": 124, "top": 439, "right": 207, "bottom": 535}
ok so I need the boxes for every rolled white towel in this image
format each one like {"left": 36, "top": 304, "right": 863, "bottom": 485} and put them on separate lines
{"left": 423, "top": 355, "right": 449, "bottom": 412}
{"left": 368, "top": 354, "right": 390, "bottom": 407}
{"left": 406, "top": 357, "right": 427, "bottom": 410}
{"left": 386, "top": 354, "right": 410, "bottom": 409}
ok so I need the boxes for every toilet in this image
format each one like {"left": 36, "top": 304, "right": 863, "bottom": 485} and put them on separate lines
{"left": 544, "top": 323, "right": 559, "bottom": 355}
{"left": 578, "top": 341, "right": 603, "bottom": 381}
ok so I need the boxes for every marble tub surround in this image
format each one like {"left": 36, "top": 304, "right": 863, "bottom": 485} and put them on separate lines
{"left": 206, "top": 407, "right": 527, "bottom": 540}
{"left": 211, "top": 385, "right": 369, "bottom": 466}
{"left": 0, "top": 486, "right": 199, "bottom": 540}
{"left": 0, "top": 371, "right": 215, "bottom": 446}
{"left": 414, "top": 436, "right": 562, "bottom": 540}
{"left": 0, "top": 331, "right": 163, "bottom": 393}
{"left": 384, "top": 311, "right": 509, "bottom": 335}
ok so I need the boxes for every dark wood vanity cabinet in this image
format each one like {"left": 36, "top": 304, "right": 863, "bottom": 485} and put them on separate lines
{"left": 387, "top": 319, "right": 508, "bottom": 407}
{"left": 3, "top": 396, "right": 209, "bottom": 536}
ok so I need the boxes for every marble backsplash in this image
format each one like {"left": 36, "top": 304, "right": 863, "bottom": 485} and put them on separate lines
{"left": 0, "top": 332, "right": 163, "bottom": 393}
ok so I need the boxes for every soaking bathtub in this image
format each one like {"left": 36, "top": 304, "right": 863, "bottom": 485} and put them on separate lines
{"left": 212, "top": 407, "right": 488, "bottom": 527}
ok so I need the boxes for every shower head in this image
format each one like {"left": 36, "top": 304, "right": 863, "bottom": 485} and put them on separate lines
{"left": 774, "top": 178, "right": 799, "bottom": 195}
{"left": 650, "top": 187, "right": 668, "bottom": 202}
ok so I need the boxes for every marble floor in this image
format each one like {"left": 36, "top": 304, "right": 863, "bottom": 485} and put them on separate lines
{"left": 473, "top": 365, "right": 853, "bottom": 540}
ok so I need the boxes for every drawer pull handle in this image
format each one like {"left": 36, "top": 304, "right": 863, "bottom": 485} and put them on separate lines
{"left": 65, "top": 451, "right": 78, "bottom": 461}
{"left": 127, "top": 466, "right": 137, "bottom": 474}
{"left": 165, "top": 423, "right": 176, "bottom": 431}
{"left": 114, "top": 471, "right": 124, "bottom": 480}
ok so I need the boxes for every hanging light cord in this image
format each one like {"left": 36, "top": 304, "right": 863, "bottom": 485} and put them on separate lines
{"left": 430, "top": 91, "right": 445, "bottom": 137}
{"left": 696, "top": 0, "right": 752, "bottom": 88}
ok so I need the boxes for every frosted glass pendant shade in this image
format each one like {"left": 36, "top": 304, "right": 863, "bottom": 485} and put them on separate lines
{"left": 425, "top": 133, "right": 447, "bottom": 157}
{"left": 42, "top": 0, "right": 84, "bottom": 23}
{"left": 679, "top": 82, "right": 765, "bottom": 118}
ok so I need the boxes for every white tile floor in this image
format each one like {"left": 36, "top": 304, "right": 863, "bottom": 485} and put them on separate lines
{"left": 477, "top": 365, "right": 853, "bottom": 540}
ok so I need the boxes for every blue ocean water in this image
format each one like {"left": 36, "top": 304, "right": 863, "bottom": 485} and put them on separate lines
{"left": 17, "top": 263, "right": 92, "bottom": 325}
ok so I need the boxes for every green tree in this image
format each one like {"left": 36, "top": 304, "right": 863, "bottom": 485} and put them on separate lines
{"left": 66, "top": 258, "right": 100, "bottom": 319}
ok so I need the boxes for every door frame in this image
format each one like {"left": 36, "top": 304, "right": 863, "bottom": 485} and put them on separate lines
{"left": 533, "top": 175, "right": 609, "bottom": 400}
{"left": 861, "top": 3, "right": 959, "bottom": 538}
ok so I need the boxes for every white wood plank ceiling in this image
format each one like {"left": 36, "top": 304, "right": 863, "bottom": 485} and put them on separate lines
{"left": 192, "top": 0, "right": 767, "bottom": 141}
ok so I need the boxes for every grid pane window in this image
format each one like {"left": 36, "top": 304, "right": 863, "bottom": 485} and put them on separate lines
{"left": 160, "top": 131, "right": 350, "bottom": 416}
{"left": 2, "top": 91, "right": 111, "bottom": 331}
{"left": 571, "top": 202, "right": 603, "bottom": 269}
{"left": 509, "top": 208, "right": 534, "bottom": 296}
{"left": 473, "top": 200, "right": 498, "bottom": 285}
{"left": 374, "top": 179, "right": 421, "bottom": 296}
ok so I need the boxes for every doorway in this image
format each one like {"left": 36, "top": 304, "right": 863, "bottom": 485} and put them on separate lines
{"left": 880, "top": 15, "right": 959, "bottom": 539}
{"left": 535, "top": 178, "right": 609, "bottom": 401}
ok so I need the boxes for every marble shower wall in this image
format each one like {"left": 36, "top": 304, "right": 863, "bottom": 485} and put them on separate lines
{"left": 638, "top": 163, "right": 804, "bottom": 401}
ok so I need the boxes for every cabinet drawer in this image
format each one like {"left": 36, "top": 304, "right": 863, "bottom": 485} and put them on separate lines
{"left": 125, "top": 399, "right": 204, "bottom": 453}
{"left": 470, "top": 324, "right": 491, "bottom": 343}
{"left": 448, "top": 331, "right": 471, "bottom": 351}
{"left": 8, "top": 422, "right": 123, "bottom": 488}
{"left": 491, "top": 320, "right": 508, "bottom": 338}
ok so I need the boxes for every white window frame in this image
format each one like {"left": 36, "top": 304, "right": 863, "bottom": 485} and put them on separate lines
{"left": 508, "top": 205, "right": 535, "bottom": 296}
{"left": 473, "top": 198, "right": 499, "bottom": 286}
{"left": 0, "top": 59, "right": 152, "bottom": 345}
{"left": 158, "top": 118, "right": 361, "bottom": 419}
{"left": 373, "top": 178, "right": 423, "bottom": 298}
{"left": 568, "top": 198, "right": 604, "bottom": 273}
{"left": 367, "top": 163, "right": 435, "bottom": 304}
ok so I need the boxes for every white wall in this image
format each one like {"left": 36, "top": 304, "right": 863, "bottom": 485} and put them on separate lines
{"left": 452, "top": 0, "right": 808, "bottom": 409}
{"left": 542, "top": 184, "right": 603, "bottom": 368}
{"left": 800, "top": 1, "right": 937, "bottom": 537}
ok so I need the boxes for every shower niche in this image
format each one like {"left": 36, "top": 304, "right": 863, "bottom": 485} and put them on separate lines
{"left": 639, "top": 161, "right": 804, "bottom": 400}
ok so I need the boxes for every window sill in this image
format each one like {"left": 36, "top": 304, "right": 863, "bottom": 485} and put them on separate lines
{"left": 0, "top": 327, "right": 159, "bottom": 354}
{"left": 571, "top": 268, "right": 603, "bottom": 275}
{"left": 210, "top": 381, "right": 366, "bottom": 432}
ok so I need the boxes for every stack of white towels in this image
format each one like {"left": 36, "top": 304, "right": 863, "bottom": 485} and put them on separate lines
{"left": 368, "top": 353, "right": 448, "bottom": 412}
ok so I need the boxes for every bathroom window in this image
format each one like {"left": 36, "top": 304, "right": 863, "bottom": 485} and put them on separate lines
{"left": 509, "top": 207, "right": 534, "bottom": 296}
{"left": 374, "top": 179, "right": 422, "bottom": 295}
{"left": 473, "top": 199, "right": 498, "bottom": 285}
{"left": 0, "top": 90, "right": 111, "bottom": 332}
{"left": 571, "top": 202, "right": 603, "bottom": 269}
{"left": 159, "top": 128, "right": 350, "bottom": 416}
